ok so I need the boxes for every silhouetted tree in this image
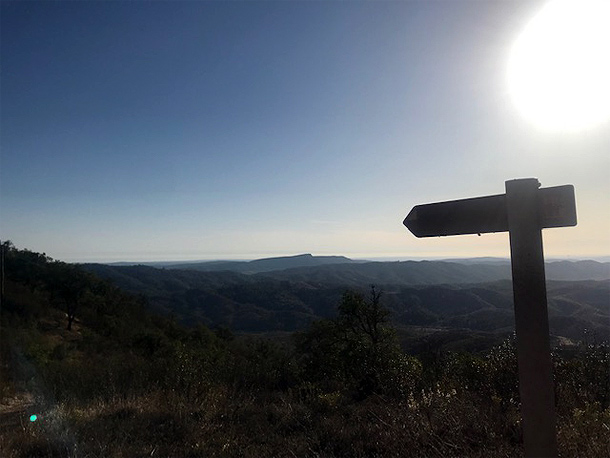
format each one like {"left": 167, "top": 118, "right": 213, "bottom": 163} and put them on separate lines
{"left": 51, "top": 263, "right": 90, "bottom": 331}
{"left": 338, "top": 286, "right": 388, "bottom": 351}
{"left": 297, "top": 286, "right": 421, "bottom": 398}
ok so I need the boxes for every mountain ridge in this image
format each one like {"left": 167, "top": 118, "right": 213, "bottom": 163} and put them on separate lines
{"left": 81, "top": 260, "right": 610, "bottom": 341}
{"left": 257, "top": 259, "right": 610, "bottom": 285}
{"left": 106, "top": 253, "right": 357, "bottom": 272}
{"left": 167, "top": 253, "right": 357, "bottom": 274}
{"left": 102, "top": 255, "right": 610, "bottom": 281}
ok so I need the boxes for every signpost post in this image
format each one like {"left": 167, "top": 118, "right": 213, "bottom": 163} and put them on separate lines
{"left": 403, "top": 178, "right": 576, "bottom": 458}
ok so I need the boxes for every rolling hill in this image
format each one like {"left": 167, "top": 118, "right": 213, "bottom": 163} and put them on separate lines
{"left": 82, "top": 259, "right": 610, "bottom": 342}
{"left": 166, "top": 253, "right": 357, "bottom": 273}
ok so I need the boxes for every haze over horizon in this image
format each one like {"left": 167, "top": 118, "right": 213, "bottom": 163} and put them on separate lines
{"left": 92, "top": 253, "right": 610, "bottom": 266}
{"left": 2, "top": 1, "right": 609, "bottom": 263}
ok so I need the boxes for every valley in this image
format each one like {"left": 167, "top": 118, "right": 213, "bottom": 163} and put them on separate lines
{"left": 82, "top": 256, "right": 610, "bottom": 349}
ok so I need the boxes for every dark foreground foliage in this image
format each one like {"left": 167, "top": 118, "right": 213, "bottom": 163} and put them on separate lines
{"left": 1, "top": 244, "right": 609, "bottom": 457}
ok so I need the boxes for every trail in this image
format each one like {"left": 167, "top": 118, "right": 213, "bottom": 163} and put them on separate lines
{"left": 0, "top": 391, "right": 34, "bottom": 428}
{"left": 0, "top": 390, "right": 35, "bottom": 454}
{"left": 0, "top": 341, "right": 77, "bottom": 456}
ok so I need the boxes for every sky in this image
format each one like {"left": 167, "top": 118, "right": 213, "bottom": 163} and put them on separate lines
{"left": 1, "top": 0, "right": 609, "bottom": 262}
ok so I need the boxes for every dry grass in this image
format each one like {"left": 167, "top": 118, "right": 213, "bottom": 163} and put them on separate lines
{"left": 2, "top": 380, "right": 609, "bottom": 457}
{"left": 1, "top": 387, "right": 521, "bottom": 457}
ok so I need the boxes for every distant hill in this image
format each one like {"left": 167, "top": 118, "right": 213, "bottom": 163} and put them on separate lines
{"left": 87, "top": 260, "right": 610, "bottom": 293}
{"left": 260, "top": 260, "right": 512, "bottom": 286}
{"left": 81, "top": 260, "right": 610, "bottom": 340}
{"left": 259, "top": 260, "right": 610, "bottom": 286}
{"left": 105, "top": 254, "right": 357, "bottom": 272}
{"left": 545, "top": 260, "right": 610, "bottom": 281}
{"left": 81, "top": 264, "right": 255, "bottom": 294}
{"left": 438, "top": 257, "right": 510, "bottom": 265}
{"left": 165, "top": 253, "right": 357, "bottom": 274}
{"left": 104, "top": 255, "right": 610, "bottom": 283}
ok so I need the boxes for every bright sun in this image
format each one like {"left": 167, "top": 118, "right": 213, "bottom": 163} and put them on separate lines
{"left": 508, "top": 0, "right": 610, "bottom": 132}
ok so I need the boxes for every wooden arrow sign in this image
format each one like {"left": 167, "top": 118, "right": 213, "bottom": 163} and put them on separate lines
{"left": 403, "top": 184, "right": 576, "bottom": 237}
{"left": 403, "top": 179, "right": 577, "bottom": 458}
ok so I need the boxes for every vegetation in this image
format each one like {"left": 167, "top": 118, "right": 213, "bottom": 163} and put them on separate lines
{"left": 82, "top": 261, "right": 610, "bottom": 340}
{"left": 1, "top": 244, "right": 609, "bottom": 457}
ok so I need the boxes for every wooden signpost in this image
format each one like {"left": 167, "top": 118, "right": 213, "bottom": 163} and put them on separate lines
{"left": 403, "top": 178, "right": 577, "bottom": 458}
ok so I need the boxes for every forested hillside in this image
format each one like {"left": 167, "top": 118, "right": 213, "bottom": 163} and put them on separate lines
{"left": 1, "top": 244, "right": 609, "bottom": 457}
{"left": 259, "top": 259, "right": 610, "bottom": 285}
{"left": 82, "top": 261, "right": 610, "bottom": 341}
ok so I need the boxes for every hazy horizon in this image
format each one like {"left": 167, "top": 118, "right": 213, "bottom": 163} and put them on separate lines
{"left": 67, "top": 252, "right": 610, "bottom": 265}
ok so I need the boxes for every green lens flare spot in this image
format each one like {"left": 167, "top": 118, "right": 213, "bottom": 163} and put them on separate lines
{"left": 29, "top": 414, "right": 37, "bottom": 422}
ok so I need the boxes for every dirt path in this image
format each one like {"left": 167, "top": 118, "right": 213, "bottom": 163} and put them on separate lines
{"left": 0, "top": 391, "right": 34, "bottom": 427}
{"left": 0, "top": 391, "right": 35, "bottom": 454}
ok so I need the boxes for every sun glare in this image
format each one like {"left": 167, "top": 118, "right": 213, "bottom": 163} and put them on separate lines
{"left": 508, "top": 0, "right": 610, "bottom": 132}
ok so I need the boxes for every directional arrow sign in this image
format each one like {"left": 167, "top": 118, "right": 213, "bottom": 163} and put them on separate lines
{"left": 403, "top": 184, "right": 576, "bottom": 237}
{"left": 403, "top": 179, "right": 577, "bottom": 458}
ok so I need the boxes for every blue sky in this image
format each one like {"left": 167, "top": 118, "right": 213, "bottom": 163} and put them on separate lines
{"left": 1, "top": 0, "right": 609, "bottom": 262}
